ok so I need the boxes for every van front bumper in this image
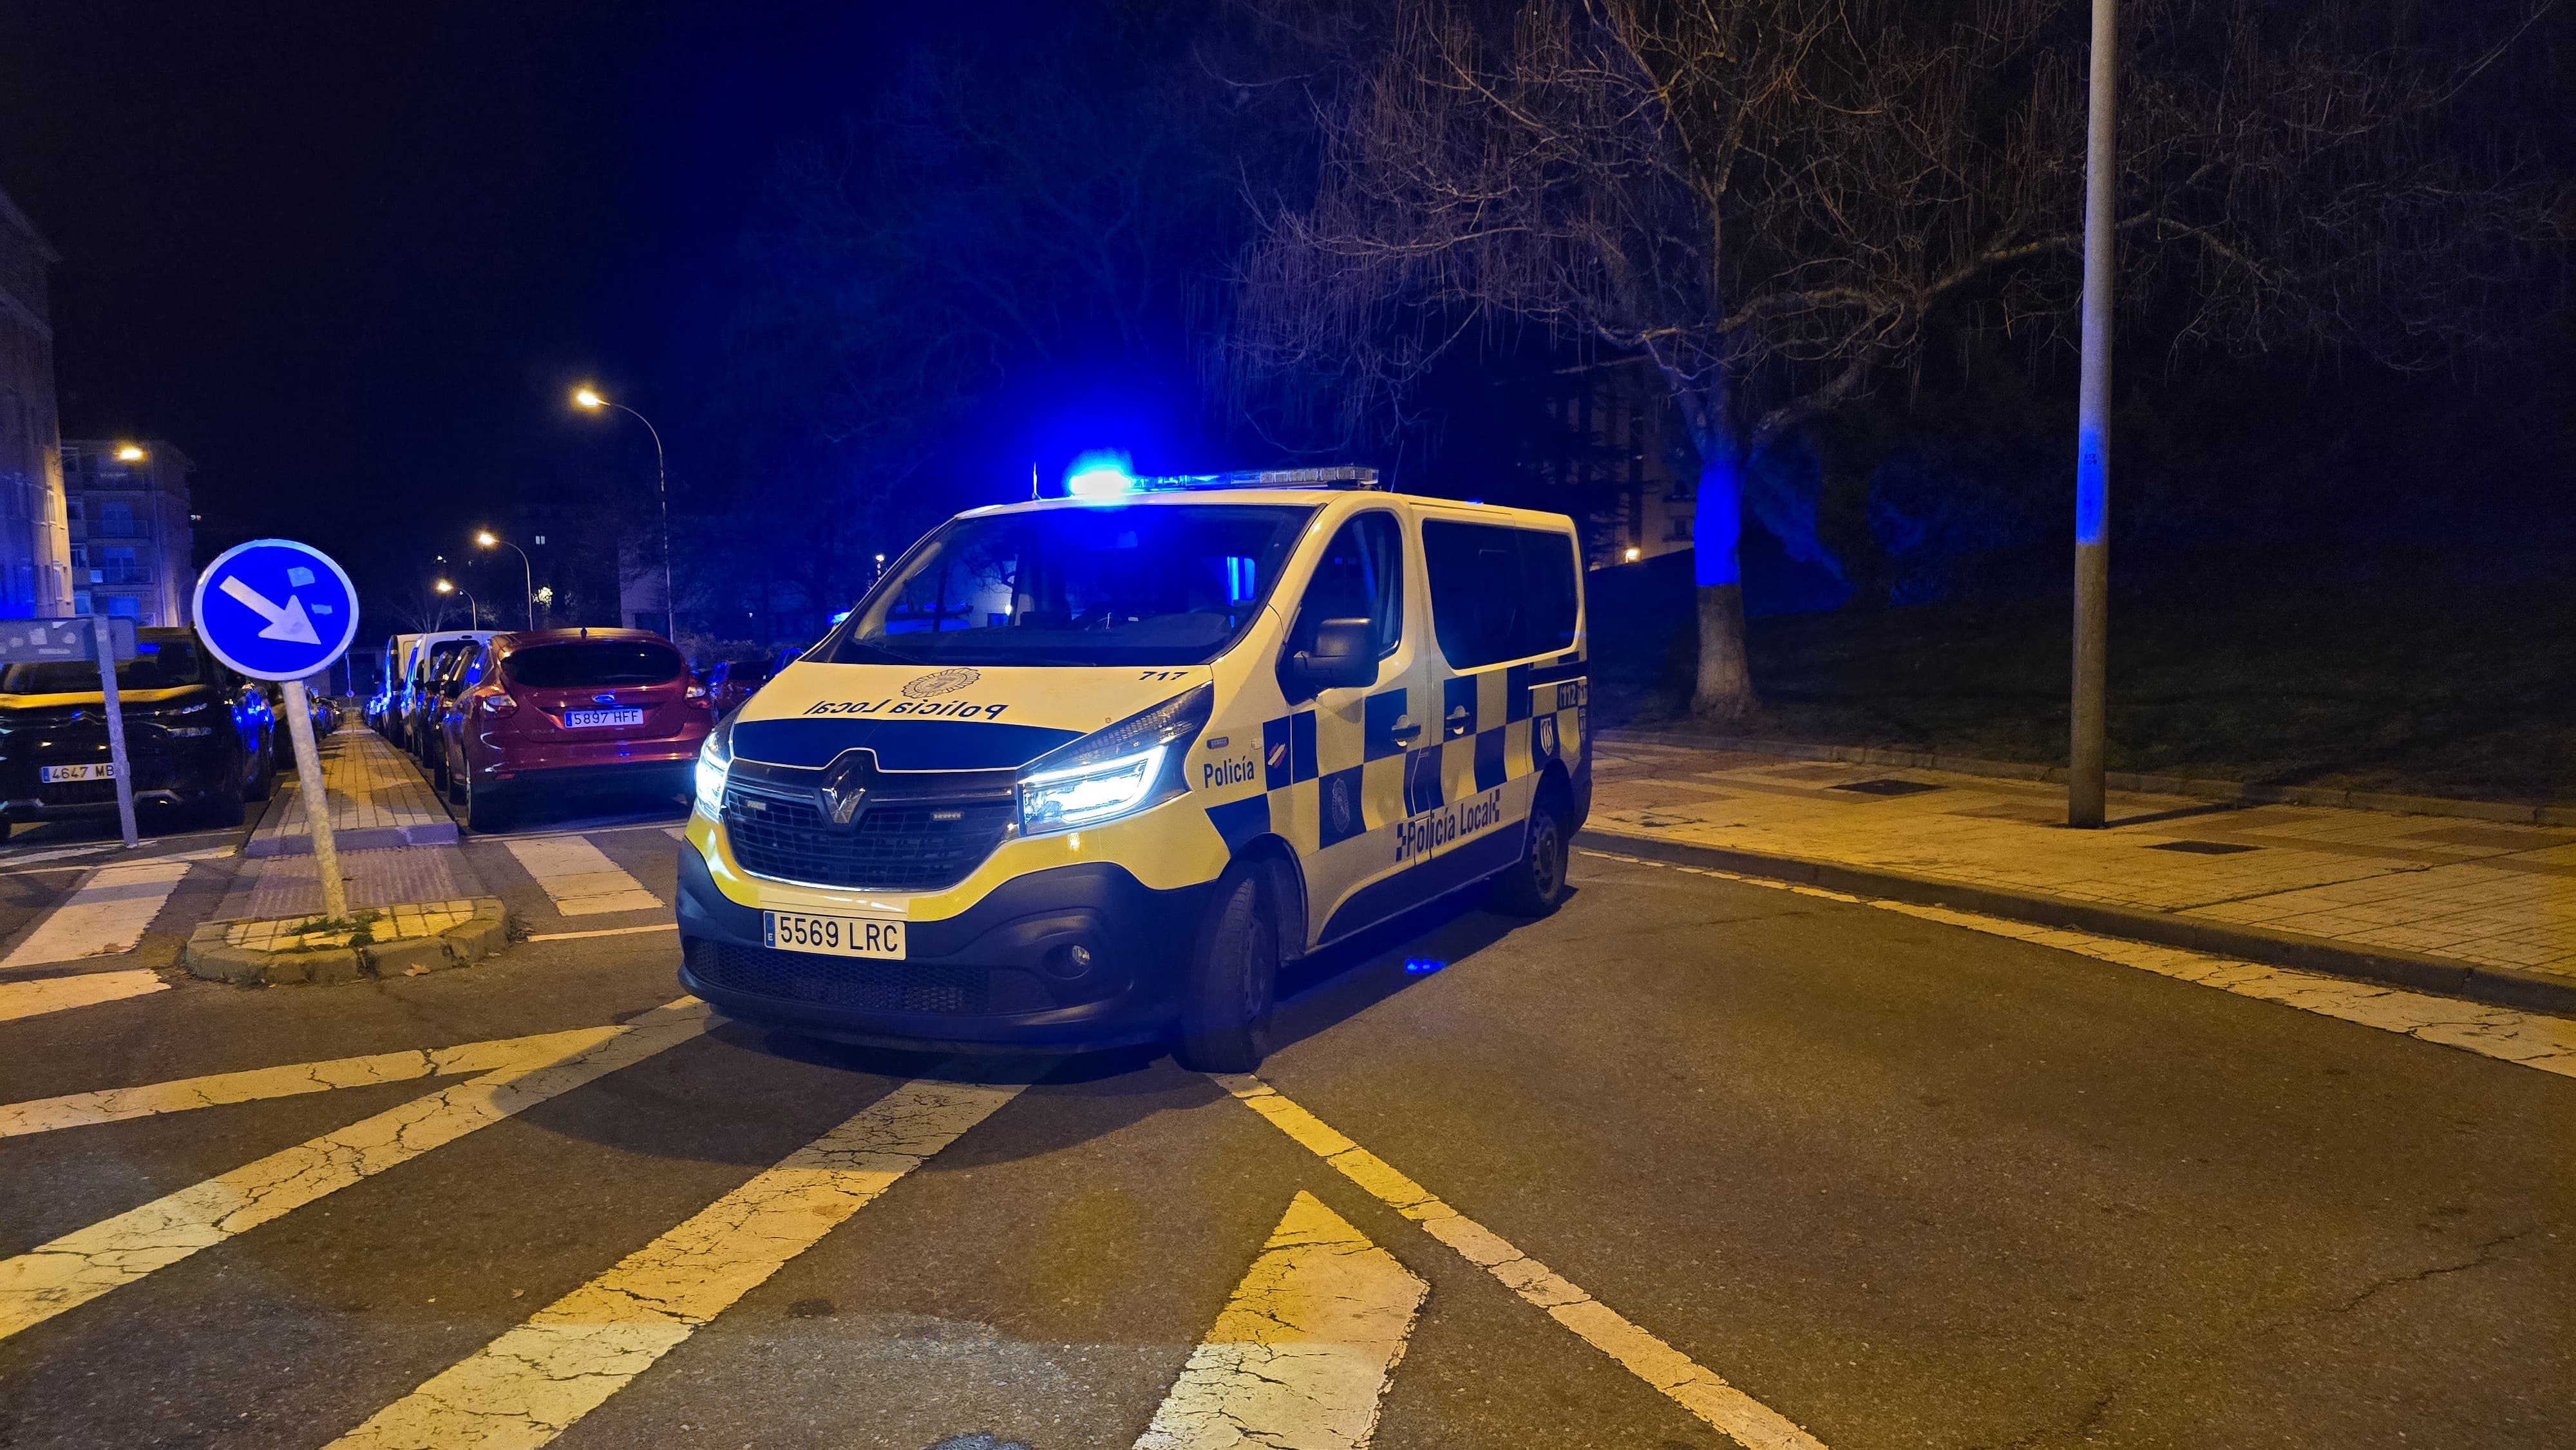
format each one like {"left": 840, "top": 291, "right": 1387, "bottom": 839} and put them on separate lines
{"left": 674, "top": 840, "right": 1215, "bottom": 1052}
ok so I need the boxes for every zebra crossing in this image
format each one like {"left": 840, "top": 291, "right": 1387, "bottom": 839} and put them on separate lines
{"left": 0, "top": 999, "right": 1812, "bottom": 1450}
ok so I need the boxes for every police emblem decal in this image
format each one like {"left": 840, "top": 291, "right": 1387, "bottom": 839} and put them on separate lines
{"left": 1329, "top": 775, "right": 1354, "bottom": 834}
{"left": 900, "top": 667, "right": 983, "bottom": 700}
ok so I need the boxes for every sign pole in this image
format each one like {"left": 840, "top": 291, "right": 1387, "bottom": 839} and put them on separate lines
{"left": 279, "top": 675, "right": 347, "bottom": 919}
{"left": 90, "top": 616, "right": 140, "bottom": 849}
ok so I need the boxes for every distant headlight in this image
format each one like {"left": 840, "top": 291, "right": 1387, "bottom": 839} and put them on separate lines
{"left": 1016, "top": 684, "right": 1211, "bottom": 836}
{"left": 694, "top": 714, "right": 734, "bottom": 818}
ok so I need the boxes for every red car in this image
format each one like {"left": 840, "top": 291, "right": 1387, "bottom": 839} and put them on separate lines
{"left": 439, "top": 628, "right": 713, "bottom": 830}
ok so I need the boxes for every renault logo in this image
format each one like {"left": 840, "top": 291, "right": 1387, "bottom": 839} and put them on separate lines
{"left": 820, "top": 756, "right": 875, "bottom": 825}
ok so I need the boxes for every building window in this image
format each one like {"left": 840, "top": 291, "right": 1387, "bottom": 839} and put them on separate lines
{"left": 102, "top": 545, "right": 139, "bottom": 583}
{"left": 73, "top": 590, "right": 91, "bottom": 616}
{"left": 106, "top": 596, "right": 142, "bottom": 619}
{"left": 64, "top": 497, "right": 82, "bottom": 526}
{"left": 99, "top": 500, "right": 135, "bottom": 535}
{"left": 69, "top": 543, "right": 86, "bottom": 568}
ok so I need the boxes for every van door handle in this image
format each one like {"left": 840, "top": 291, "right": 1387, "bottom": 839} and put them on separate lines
{"left": 1388, "top": 719, "right": 1423, "bottom": 744}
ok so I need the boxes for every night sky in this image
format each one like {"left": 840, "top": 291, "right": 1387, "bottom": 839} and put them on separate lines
{"left": 0, "top": 1, "right": 940, "bottom": 612}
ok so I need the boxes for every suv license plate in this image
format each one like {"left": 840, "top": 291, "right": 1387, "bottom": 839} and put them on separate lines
{"left": 764, "top": 910, "right": 905, "bottom": 960}
{"left": 39, "top": 763, "right": 115, "bottom": 783}
{"left": 565, "top": 708, "right": 645, "bottom": 728}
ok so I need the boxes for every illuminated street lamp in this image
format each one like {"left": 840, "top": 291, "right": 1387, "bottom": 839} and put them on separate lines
{"left": 475, "top": 529, "right": 536, "bottom": 629}
{"left": 435, "top": 578, "right": 480, "bottom": 630}
{"left": 114, "top": 444, "right": 146, "bottom": 462}
{"left": 570, "top": 384, "right": 674, "bottom": 639}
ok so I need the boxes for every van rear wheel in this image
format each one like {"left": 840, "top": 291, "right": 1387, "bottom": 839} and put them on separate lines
{"left": 1174, "top": 867, "right": 1278, "bottom": 1074}
{"left": 1486, "top": 794, "right": 1571, "bottom": 917}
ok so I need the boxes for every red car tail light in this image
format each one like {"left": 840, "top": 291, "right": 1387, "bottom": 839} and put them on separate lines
{"left": 482, "top": 692, "right": 518, "bottom": 719}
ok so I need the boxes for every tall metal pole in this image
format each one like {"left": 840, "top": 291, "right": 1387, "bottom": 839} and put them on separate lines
{"left": 90, "top": 616, "right": 138, "bottom": 849}
{"left": 2069, "top": 0, "right": 2117, "bottom": 829}
{"left": 609, "top": 402, "right": 673, "bottom": 640}
{"left": 489, "top": 538, "right": 535, "bottom": 629}
{"left": 280, "top": 674, "right": 347, "bottom": 919}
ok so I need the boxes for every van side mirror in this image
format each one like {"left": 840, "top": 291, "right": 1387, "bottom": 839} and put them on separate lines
{"left": 1286, "top": 617, "right": 1378, "bottom": 699}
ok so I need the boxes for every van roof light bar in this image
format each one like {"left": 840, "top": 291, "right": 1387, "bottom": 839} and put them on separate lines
{"left": 1132, "top": 466, "right": 1381, "bottom": 492}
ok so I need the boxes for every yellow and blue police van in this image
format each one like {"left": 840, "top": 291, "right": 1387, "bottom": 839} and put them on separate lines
{"left": 676, "top": 466, "right": 1589, "bottom": 1069}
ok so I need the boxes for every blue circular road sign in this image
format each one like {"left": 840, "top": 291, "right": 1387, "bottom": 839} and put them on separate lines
{"left": 192, "top": 538, "right": 363, "bottom": 681}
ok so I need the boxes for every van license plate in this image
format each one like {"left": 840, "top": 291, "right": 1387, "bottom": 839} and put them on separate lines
{"left": 40, "top": 763, "right": 115, "bottom": 783}
{"left": 566, "top": 708, "right": 645, "bottom": 728}
{"left": 764, "top": 910, "right": 905, "bottom": 960}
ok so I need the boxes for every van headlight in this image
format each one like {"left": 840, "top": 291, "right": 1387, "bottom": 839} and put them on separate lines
{"left": 1017, "top": 684, "right": 1211, "bottom": 836}
{"left": 694, "top": 714, "right": 734, "bottom": 818}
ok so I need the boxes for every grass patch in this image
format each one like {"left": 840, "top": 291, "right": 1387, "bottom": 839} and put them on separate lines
{"left": 1594, "top": 541, "right": 2576, "bottom": 805}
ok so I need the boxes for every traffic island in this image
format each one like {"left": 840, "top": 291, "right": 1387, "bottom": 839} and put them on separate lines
{"left": 184, "top": 897, "right": 510, "bottom": 986}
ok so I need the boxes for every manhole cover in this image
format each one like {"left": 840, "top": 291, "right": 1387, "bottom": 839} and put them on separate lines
{"left": 1832, "top": 778, "right": 1943, "bottom": 796}
{"left": 2148, "top": 840, "right": 2260, "bottom": 854}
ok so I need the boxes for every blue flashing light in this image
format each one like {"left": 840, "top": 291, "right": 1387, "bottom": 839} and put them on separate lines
{"left": 1403, "top": 957, "right": 1446, "bottom": 975}
{"left": 828, "top": 609, "right": 851, "bottom": 625}
{"left": 1065, "top": 450, "right": 1137, "bottom": 498}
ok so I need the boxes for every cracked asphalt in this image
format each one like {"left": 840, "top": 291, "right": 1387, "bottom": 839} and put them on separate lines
{"left": 0, "top": 827, "right": 2568, "bottom": 1449}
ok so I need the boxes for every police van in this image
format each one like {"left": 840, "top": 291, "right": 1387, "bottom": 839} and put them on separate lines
{"left": 676, "top": 467, "right": 1588, "bottom": 1069}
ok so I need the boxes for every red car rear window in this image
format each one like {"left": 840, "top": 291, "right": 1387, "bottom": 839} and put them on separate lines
{"left": 504, "top": 642, "right": 684, "bottom": 689}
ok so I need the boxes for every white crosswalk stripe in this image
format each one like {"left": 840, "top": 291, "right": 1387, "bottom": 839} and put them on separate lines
{"left": 323, "top": 1068, "right": 1039, "bottom": 1450}
{"left": 0, "top": 999, "right": 710, "bottom": 1342}
{"left": 1219, "top": 1075, "right": 1828, "bottom": 1450}
{"left": 0, "top": 1024, "right": 623, "bottom": 1138}
{"left": 0, "top": 858, "right": 194, "bottom": 968}
{"left": 502, "top": 835, "right": 663, "bottom": 916}
{"left": 1137, "top": 1190, "right": 1427, "bottom": 1450}
{"left": 0, "top": 969, "right": 168, "bottom": 1022}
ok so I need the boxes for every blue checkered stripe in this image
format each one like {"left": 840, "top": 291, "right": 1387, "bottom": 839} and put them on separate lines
{"left": 1200, "top": 659, "right": 1587, "bottom": 856}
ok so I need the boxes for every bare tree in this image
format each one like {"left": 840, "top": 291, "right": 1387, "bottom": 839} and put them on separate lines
{"left": 1233, "top": 0, "right": 2563, "bottom": 718}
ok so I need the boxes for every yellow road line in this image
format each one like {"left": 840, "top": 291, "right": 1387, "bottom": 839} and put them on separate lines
{"left": 1580, "top": 849, "right": 2576, "bottom": 1078}
{"left": 0, "top": 999, "right": 711, "bottom": 1342}
{"left": 1136, "top": 1190, "right": 1426, "bottom": 1450}
{"left": 323, "top": 1069, "right": 1035, "bottom": 1450}
{"left": 0, "top": 969, "right": 167, "bottom": 1023}
{"left": 0, "top": 1026, "right": 621, "bottom": 1138}
{"left": 1217, "top": 1077, "right": 1825, "bottom": 1450}
{"left": 525, "top": 923, "right": 676, "bottom": 942}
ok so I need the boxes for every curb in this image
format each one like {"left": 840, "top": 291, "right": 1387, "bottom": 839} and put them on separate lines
{"left": 243, "top": 819, "right": 460, "bottom": 858}
{"left": 1600, "top": 728, "right": 2576, "bottom": 828}
{"left": 1577, "top": 827, "right": 2576, "bottom": 1017}
{"left": 182, "top": 898, "right": 511, "bottom": 987}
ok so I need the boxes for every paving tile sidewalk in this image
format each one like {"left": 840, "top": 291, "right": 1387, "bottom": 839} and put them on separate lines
{"left": 1586, "top": 732, "right": 2575, "bottom": 1012}
{"left": 214, "top": 730, "right": 485, "bottom": 925}
{"left": 245, "top": 727, "right": 457, "bottom": 856}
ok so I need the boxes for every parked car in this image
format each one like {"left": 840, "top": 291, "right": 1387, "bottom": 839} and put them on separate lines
{"left": 392, "top": 630, "right": 492, "bottom": 753}
{"left": 703, "top": 656, "right": 779, "bottom": 715}
{"left": 421, "top": 641, "right": 489, "bottom": 793}
{"left": 439, "top": 628, "right": 714, "bottom": 830}
{"left": 404, "top": 636, "right": 488, "bottom": 766}
{"left": 266, "top": 683, "right": 346, "bottom": 742}
{"left": 0, "top": 626, "right": 278, "bottom": 838}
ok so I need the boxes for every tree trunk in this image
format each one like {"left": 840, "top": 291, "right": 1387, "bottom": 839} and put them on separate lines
{"left": 1692, "top": 582, "right": 1754, "bottom": 720}
{"left": 1687, "top": 450, "right": 1757, "bottom": 720}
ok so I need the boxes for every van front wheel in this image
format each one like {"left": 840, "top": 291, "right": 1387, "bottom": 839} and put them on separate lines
{"left": 1174, "top": 868, "right": 1277, "bottom": 1074}
{"left": 1486, "top": 795, "right": 1571, "bottom": 917}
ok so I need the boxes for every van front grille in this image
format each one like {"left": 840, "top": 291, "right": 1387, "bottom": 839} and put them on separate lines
{"left": 688, "top": 939, "right": 1060, "bottom": 1016}
{"left": 721, "top": 786, "right": 1011, "bottom": 892}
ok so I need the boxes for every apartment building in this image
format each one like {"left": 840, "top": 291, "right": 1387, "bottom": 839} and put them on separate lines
{"left": 61, "top": 440, "right": 194, "bottom": 625}
{"left": 0, "top": 187, "right": 75, "bottom": 617}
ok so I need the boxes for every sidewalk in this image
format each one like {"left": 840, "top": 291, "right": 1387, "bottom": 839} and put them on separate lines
{"left": 244, "top": 727, "right": 457, "bottom": 856}
{"left": 1585, "top": 731, "right": 2576, "bottom": 1013}
{"left": 194, "top": 730, "right": 506, "bottom": 983}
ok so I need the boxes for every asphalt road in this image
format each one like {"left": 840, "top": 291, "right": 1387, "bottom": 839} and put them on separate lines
{"left": 0, "top": 824, "right": 2567, "bottom": 1449}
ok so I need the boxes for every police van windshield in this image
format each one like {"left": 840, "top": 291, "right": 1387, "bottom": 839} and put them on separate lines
{"left": 834, "top": 503, "right": 1315, "bottom": 667}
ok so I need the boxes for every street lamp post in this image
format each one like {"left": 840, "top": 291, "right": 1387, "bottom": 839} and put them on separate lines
{"left": 572, "top": 387, "right": 674, "bottom": 640}
{"left": 435, "top": 579, "right": 480, "bottom": 630}
{"left": 2068, "top": 0, "right": 2118, "bottom": 828}
{"left": 475, "top": 531, "right": 536, "bottom": 630}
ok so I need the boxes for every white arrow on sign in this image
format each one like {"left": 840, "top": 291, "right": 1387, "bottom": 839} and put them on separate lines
{"left": 218, "top": 576, "right": 323, "bottom": 646}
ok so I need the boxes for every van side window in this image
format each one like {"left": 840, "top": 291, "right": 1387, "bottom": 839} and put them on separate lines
{"left": 1424, "top": 522, "right": 1580, "bottom": 668}
{"left": 1283, "top": 511, "right": 1404, "bottom": 664}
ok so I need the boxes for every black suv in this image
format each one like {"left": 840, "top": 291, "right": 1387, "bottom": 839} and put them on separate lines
{"left": 0, "top": 626, "right": 278, "bottom": 839}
